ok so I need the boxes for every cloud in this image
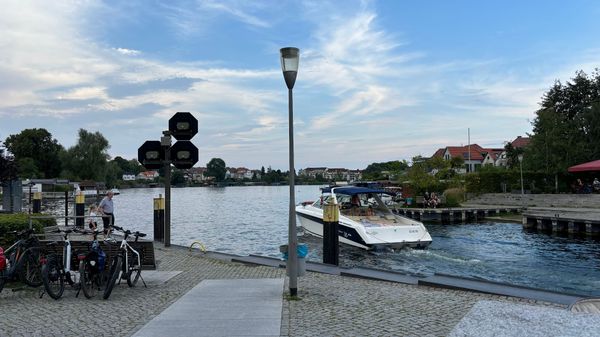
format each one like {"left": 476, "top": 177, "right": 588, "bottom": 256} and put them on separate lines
{"left": 114, "top": 48, "right": 141, "bottom": 56}
{"left": 198, "top": 0, "right": 270, "bottom": 28}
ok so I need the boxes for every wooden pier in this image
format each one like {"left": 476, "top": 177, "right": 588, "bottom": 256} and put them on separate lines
{"left": 392, "top": 206, "right": 522, "bottom": 222}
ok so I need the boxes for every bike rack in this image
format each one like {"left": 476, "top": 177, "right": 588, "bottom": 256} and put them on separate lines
{"left": 189, "top": 241, "right": 207, "bottom": 253}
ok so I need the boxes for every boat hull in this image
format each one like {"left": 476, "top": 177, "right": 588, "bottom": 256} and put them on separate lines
{"left": 296, "top": 207, "right": 431, "bottom": 250}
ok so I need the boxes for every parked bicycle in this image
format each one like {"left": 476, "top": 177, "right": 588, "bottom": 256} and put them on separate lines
{"left": 0, "top": 229, "right": 44, "bottom": 294}
{"left": 41, "top": 228, "right": 81, "bottom": 300}
{"left": 103, "top": 225, "right": 147, "bottom": 300}
{"left": 77, "top": 229, "right": 107, "bottom": 299}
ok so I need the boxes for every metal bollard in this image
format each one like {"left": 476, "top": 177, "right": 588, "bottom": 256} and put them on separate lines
{"left": 75, "top": 193, "right": 85, "bottom": 228}
{"left": 153, "top": 194, "right": 165, "bottom": 242}
{"left": 32, "top": 192, "right": 42, "bottom": 213}
{"left": 322, "top": 198, "right": 339, "bottom": 266}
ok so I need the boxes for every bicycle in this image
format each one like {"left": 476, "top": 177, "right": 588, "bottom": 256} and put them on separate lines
{"left": 77, "top": 229, "right": 107, "bottom": 299}
{"left": 0, "top": 229, "right": 44, "bottom": 294}
{"left": 103, "top": 225, "right": 147, "bottom": 300}
{"left": 41, "top": 228, "right": 81, "bottom": 300}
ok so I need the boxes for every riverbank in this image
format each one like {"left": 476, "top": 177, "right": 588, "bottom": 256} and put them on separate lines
{"left": 0, "top": 245, "right": 576, "bottom": 336}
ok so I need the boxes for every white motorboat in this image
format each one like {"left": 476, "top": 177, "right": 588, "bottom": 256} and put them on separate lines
{"left": 296, "top": 186, "right": 432, "bottom": 250}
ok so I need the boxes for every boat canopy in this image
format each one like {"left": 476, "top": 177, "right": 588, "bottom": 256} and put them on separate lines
{"left": 320, "top": 186, "right": 394, "bottom": 196}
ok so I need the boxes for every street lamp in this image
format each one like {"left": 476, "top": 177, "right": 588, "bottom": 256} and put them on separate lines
{"left": 280, "top": 47, "right": 299, "bottom": 297}
{"left": 518, "top": 153, "right": 524, "bottom": 195}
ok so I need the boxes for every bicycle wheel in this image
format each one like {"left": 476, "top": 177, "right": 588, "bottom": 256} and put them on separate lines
{"left": 103, "top": 255, "right": 122, "bottom": 300}
{"left": 19, "top": 249, "right": 43, "bottom": 287}
{"left": 42, "top": 257, "right": 64, "bottom": 300}
{"left": 80, "top": 260, "right": 99, "bottom": 299}
{"left": 126, "top": 264, "right": 141, "bottom": 287}
{"left": 0, "top": 270, "right": 6, "bottom": 294}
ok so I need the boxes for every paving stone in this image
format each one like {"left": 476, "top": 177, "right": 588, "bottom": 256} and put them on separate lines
{"left": 0, "top": 245, "right": 563, "bottom": 337}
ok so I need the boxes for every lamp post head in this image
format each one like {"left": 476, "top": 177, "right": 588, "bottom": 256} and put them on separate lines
{"left": 280, "top": 47, "right": 299, "bottom": 89}
{"left": 518, "top": 154, "right": 524, "bottom": 163}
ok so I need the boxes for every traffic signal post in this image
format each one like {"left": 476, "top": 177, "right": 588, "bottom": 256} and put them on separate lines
{"left": 138, "top": 112, "right": 199, "bottom": 247}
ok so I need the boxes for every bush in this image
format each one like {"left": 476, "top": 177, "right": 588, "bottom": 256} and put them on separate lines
{"left": 0, "top": 213, "right": 55, "bottom": 246}
{"left": 443, "top": 188, "right": 464, "bottom": 207}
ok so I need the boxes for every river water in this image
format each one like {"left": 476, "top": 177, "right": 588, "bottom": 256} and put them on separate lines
{"left": 59, "top": 186, "right": 600, "bottom": 296}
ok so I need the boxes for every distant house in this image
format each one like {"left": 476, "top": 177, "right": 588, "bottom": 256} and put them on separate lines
{"left": 481, "top": 149, "right": 505, "bottom": 166}
{"left": 187, "top": 167, "right": 207, "bottom": 182}
{"left": 137, "top": 171, "right": 159, "bottom": 180}
{"left": 251, "top": 170, "right": 262, "bottom": 180}
{"left": 122, "top": 174, "right": 136, "bottom": 181}
{"left": 432, "top": 136, "right": 531, "bottom": 171}
{"left": 495, "top": 136, "right": 531, "bottom": 167}
{"left": 299, "top": 167, "right": 327, "bottom": 179}
{"left": 432, "top": 144, "right": 488, "bottom": 173}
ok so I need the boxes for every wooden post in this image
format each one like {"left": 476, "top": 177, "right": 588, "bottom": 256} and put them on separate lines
{"left": 153, "top": 194, "right": 165, "bottom": 242}
{"left": 322, "top": 198, "right": 339, "bottom": 266}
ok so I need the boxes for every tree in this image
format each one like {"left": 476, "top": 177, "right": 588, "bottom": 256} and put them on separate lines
{"left": 4, "top": 128, "right": 64, "bottom": 178}
{"left": 206, "top": 158, "right": 226, "bottom": 182}
{"left": 62, "top": 129, "right": 110, "bottom": 181}
{"left": 0, "top": 145, "right": 18, "bottom": 183}
{"left": 16, "top": 158, "right": 41, "bottom": 179}
{"left": 363, "top": 160, "right": 409, "bottom": 180}
{"left": 171, "top": 169, "right": 186, "bottom": 186}
{"left": 526, "top": 70, "right": 600, "bottom": 193}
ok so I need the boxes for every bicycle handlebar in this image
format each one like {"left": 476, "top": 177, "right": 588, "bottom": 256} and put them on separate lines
{"left": 110, "top": 225, "right": 146, "bottom": 238}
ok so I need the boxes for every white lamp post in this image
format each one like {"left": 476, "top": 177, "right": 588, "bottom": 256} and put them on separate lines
{"left": 280, "top": 47, "right": 299, "bottom": 297}
{"left": 518, "top": 153, "right": 524, "bottom": 195}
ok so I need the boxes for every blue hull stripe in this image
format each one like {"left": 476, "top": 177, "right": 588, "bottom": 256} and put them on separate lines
{"left": 296, "top": 212, "right": 368, "bottom": 247}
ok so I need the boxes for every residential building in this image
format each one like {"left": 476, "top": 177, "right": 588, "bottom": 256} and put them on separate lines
{"left": 137, "top": 171, "right": 159, "bottom": 180}
{"left": 122, "top": 174, "right": 136, "bottom": 181}
{"left": 299, "top": 167, "right": 327, "bottom": 179}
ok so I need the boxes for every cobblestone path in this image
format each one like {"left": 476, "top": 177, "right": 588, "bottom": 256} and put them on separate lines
{"left": 0, "top": 246, "right": 562, "bottom": 337}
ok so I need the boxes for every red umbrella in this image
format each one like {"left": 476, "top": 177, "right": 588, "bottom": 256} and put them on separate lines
{"left": 568, "top": 159, "right": 600, "bottom": 173}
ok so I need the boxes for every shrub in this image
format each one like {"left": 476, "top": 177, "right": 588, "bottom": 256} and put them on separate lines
{"left": 0, "top": 213, "right": 55, "bottom": 246}
{"left": 443, "top": 188, "right": 465, "bottom": 207}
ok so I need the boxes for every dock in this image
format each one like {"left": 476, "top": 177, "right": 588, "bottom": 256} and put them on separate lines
{"left": 392, "top": 206, "right": 522, "bottom": 222}
{"left": 522, "top": 208, "right": 600, "bottom": 237}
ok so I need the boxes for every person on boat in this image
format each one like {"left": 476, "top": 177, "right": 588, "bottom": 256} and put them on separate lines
{"left": 350, "top": 194, "right": 361, "bottom": 215}
{"left": 593, "top": 178, "right": 600, "bottom": 193}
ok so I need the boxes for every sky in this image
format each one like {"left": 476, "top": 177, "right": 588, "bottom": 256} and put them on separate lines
{"left": 1, "top": 0, "right": 599, "bottom": 170}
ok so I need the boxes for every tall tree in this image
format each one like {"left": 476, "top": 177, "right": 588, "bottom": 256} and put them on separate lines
{"left": 4, "top": 128, "right": 63, "bottom": 178}
{"left": 0, "top": 144, "right": 18, "bottom": 182}
{"left": 206, "top": 158, "right": 226, "bottom": 182}
{"left": 528, "top": 70, "right": 600, "bottom": 174}
{"left": 62, "top": 129, "right": 110, "bottom": 181}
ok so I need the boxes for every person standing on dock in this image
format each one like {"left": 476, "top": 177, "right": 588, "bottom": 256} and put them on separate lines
{"left": 98, "top": 191, "right": 115, "bottom": 235}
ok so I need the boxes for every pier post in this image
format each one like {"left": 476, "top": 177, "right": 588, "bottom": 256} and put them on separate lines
{"left": 64, "top": 191, "right": 69, "bottom": 226}
{"left": 153, "top": 195, "right": 165, "bottom": 242}
{"left": 75, "top": 193, "right": 85, "bottom": 228}
{"left": 568, "top": 221, "right": 577, "bottom": 234}
{"left": 461, "top": 211, "right": 466, "bottom": 222}
{"left": 551, "top": 220, "right": 560, "bottom": 233}
{"left": 322, "top": 199, "right": 339, "bottom": 266}
{"left": 585, "top": 222, "right": 596, "bottom": 236}
{"left": 536, "top": 219, "right": 543, "bottom": 231}
{"left": 32, "top": 192, "right": 42, "bottom": 214}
